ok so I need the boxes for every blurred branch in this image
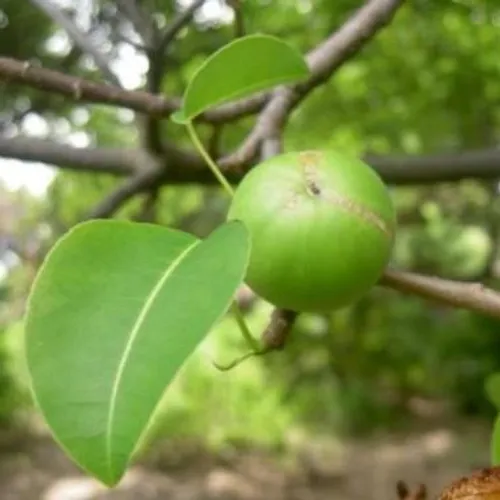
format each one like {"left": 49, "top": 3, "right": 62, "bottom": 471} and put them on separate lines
{"left": 158, "top": 0, "right": 206, "bottom": 54}
{"left": 366, "top": 149, "right": 500, "bottom": 184}
{"left": 85, "top": 166, "right": 162, "bottom": 219}
{"left": 28, "top": 0, "right": 121, "bottom": 86}
{"left": 4, "top": 135, "right": 500, "bottom": 188}
{"left": 0, "top": 57, "right": 265, "bottom": 123}
{"left": 0, "top": 57, "right": 179, "bottom": 117}
{"left": 115, "top": 0, "right": 156, "bottom": 47}
{"left": 133, "top": 188, "right": 160, "bottom": 223}
{"left": 380, "top": 269, "right": 500, "bottom": 320}
{"left": 144, "top": 0, "right": 206, "bottom": 153}
{"left": 227, "top": 0, "right": 246, "bottom": 38}
{"left": 0, "top": 136, "right": 135, "bottom": 175}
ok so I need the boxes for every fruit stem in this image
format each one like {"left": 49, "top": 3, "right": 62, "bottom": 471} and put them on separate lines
{"left": 185, "top": 121, "right": 234, "bottom": 197}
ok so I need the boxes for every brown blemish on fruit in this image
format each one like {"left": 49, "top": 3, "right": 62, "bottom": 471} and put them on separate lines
{"left": 298, "top": 151, "right": 393, "bottom": 239}
{"left": 300, "top": 151, "right": 324, "bottom": 197}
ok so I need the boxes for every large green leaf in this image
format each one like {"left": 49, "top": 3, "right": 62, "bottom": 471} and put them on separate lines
{"left": 25, "top": 220, "right": 250, "bottom": 486}
{"left": 173, "top": 34, "right": 310, "bottom": 123}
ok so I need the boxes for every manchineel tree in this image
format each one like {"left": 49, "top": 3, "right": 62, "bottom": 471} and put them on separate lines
{"left": 2, "top": 0, "right": 500, "bottom": 492}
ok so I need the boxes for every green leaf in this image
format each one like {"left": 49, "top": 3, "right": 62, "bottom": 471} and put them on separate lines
{"left": 492, "top": 414, "right": 500, "bottom": 465}
{"left": 175, "top": 33, "right": 310, "bottom": 122}
{"left": 25, "top": 220, "right": 250, "bottom": 486}
{"left": 485, "top": 372, "right": 500, "bottom": 409}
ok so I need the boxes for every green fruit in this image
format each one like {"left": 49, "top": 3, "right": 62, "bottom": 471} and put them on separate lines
{"left": 227, "top": 150, "right": 397, "bottom": 312}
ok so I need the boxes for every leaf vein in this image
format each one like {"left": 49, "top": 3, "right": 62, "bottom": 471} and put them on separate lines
{"left": 104, "top": 240, "right": 199, "bottom": 480}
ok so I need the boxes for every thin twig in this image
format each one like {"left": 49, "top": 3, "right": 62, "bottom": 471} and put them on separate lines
{"left": 85, "top": 165, "right": 162, "bottom": 219}
{"left": 158, "top": 0, "right": 206, "bottom": 54}
{"left": 116, "top": 0, "right": 156, "bottom": 47}
{"left": 380, "top": 269, "right": 500, "bottom": 320}
{"left": 28, "top": 0, "right": 121, "bottom": 86}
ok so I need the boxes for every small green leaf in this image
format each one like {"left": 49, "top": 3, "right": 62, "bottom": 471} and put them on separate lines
{"left": 177, "top": 33, "right": 310, "bottom": 121}
{"left": 25, "top": 220, "right": 250, "bottom": 486}
{"left": 492, "top": 414, "right": 500, "bottom": 465}
{"left": 485, "top": 372, "right": 500, "bottom": 409}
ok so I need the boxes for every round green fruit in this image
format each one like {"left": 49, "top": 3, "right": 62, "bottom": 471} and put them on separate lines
{"left": 227, "top": 150, "right": 397, "bottom": 312}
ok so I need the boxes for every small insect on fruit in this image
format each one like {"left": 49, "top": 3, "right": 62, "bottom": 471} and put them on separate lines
{"left": 227, "top": 149, "right": 397, "bottom": 312}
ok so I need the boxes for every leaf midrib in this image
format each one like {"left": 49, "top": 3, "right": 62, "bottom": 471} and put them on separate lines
{"left": 105, "top": 239, "right": 199, "bottom": 480}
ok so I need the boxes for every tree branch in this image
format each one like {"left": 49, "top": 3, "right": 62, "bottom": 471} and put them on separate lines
{"left": 4, "top": 135, "right": 500, "bottom": 187}
{"left": 0, "top": 57, "right": 267, "bottom": 123}
{"left": 0, "top": 136, "right": 134, "bottom": 176}
{"left": 0, "top": 57, "right": 179, "bottom": 117}
{"left": 115, "top": 0, "right": 156, "bottom": 47}
{"left": 158, "top": 0, "right": 206, "bottom": 54}
{"left": 365, "top": 149, "right": 500, "bottom": 184}
{"left": 85, "top": 167, "right": 162, "bottom": 219}
{"left": 380, "top": 269, "right": 500, "bottom": 320}
{"left": 29, "top": 0, "right": 121, "bottom": 87}
{"left": 144, "top": 0, "right": 206, "bottom": 154}
{"left": 222, "top": 0, "right": 406, "bottom": 169}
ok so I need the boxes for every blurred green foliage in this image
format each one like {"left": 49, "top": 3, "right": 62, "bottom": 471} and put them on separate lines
{"left": 1, "top": 0, "right": 500, "bottom": 451}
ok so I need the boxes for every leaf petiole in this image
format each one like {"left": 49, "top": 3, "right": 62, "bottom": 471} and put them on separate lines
{"left": 185, "top": 120, "right": 234, "bottom": 197}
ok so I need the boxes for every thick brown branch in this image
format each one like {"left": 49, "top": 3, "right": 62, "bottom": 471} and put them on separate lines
{"left": 380, "top": 269, "right": 500, "bottom": 320}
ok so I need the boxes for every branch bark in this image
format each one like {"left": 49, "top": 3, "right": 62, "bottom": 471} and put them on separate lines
{"left": 380, "top": 269, "right": 500, "bottom": 320}
{"left": 0, "top": 57, "right": 267, "bottom": 124}
{"left": 0, "top": 136, "right": 134, "bottom": 176}
{"left": 365, "top": 149, "right": 500, "bottom": 184}
{"left": 0, "top": 57, "right": 179, "bottom": 117}
{"left": 144, "top": 0, "right": 206, "bottom": 153}
{"left": 85, "top": 166, "right": 162, "bottom": 219}
{"left": 3, "top": 135, "right": 500, "bottom": 187}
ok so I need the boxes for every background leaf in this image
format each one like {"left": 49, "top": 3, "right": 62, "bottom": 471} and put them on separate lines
{"left": 485, "top": 373, "right": 500, "bottom": 410}
{"left": 492, "top": 414, "right": 500, "bottom": 465}
{"left": 175, "top": 33, "right": 310, "bottom": 122}
{"left": 25, "top": 220, "right": 250, "bottom": 486}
